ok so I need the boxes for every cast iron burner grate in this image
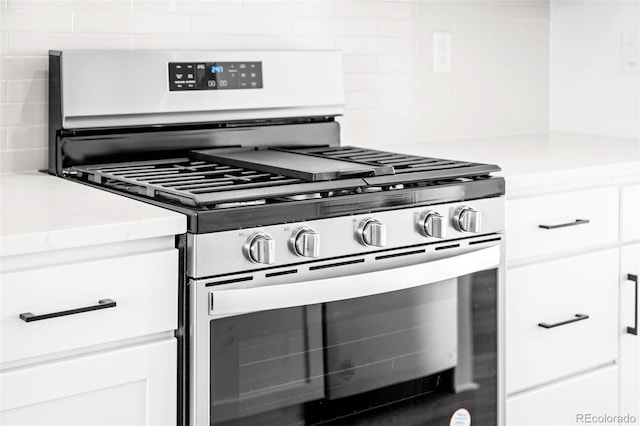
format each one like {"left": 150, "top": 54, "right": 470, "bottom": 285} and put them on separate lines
{"left": 71, "top": 157, "right": 371, "bottom": 207}
{"left": 287, "top": 146, "right": 499, "bottom": 186}
{"left": 69, "top": 147, "right": 499, "bottom": 207}
{"left": 290, "top": 146, "right": 477, "bottom": 173}
{"left": 72, "top": 158, "right": 306, "bottom": 205}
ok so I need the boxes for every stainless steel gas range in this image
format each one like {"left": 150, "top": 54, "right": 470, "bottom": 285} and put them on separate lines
{"left": 49, "top": 50, "right": 505, "bottom": 426}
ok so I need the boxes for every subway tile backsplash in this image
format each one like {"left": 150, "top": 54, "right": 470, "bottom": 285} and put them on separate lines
{"left": 0, "top": 0, "right": 550, "bottom": 173}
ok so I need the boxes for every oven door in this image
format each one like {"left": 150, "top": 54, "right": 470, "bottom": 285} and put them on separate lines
{"left": 191, "top": 242, "right": 502, "bottom": 426}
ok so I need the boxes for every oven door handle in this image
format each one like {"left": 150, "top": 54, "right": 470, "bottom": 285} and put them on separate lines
{"left": 208, "top": 245, "right": 500, "bottom": 316}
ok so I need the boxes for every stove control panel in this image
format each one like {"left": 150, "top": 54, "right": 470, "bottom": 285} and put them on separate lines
{"left": 188, "top": 197, "right": 504, "bottom": 278}
{"left": 168, "top": 61, "right": 263, "bottom": 91}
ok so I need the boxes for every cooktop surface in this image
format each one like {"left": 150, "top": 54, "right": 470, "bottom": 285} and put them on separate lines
{"left": 70, "top": 146, "right": 499, "bottom": 208}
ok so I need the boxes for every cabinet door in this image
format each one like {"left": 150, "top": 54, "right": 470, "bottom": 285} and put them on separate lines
{"left": 620, "top": 244, "right": 640, "bottom": 421}
{"left": 506, "top": 249, "right": 618, "bottom": 393}
{"left": 0, "top": 339, "right": 176, "bottom": 426}
{"left": 507, "top": 366, "right": 618, "bottom": 426}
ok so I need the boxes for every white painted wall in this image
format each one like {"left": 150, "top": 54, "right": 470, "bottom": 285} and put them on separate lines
{"left": 0, "top": 0, "right": 551, "bottom": 173}
{"left": 550, "top": 0, "right": 640, "bottom": 138}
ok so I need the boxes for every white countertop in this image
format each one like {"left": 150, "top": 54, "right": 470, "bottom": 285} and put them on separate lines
{"left": 0, "top": 172, "right": 186, "bottom": 257}
{"left": 386, "top": 132, "right": 640, "bottom": 197}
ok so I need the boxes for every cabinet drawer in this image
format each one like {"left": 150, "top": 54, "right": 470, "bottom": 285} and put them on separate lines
{"left": 1, "top": 249, "right": 178, "bottom": 364}
{"left": 1, "top": 338, "right": 176, "bottom": 426}
{"left": 507, "top": 365, "right": 618, "bottom": 426}
{"left": 622, "top": 184, "right": 640, "bottom": 242}
{"left": 506, "top": 249, "right": 618, "bottom": 394}
{"left": 506, "top": 187, "right": 618, "bottom": 262}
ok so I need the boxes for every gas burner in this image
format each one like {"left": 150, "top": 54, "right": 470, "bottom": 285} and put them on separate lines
{"left": 274, "top": 193, "right": 323, "bottom": 201}
{"left": 360, "top": 187, "right": 383, "bottom": 193}
{"left": 215, "top": 199, "right": 266, "bottom": 209}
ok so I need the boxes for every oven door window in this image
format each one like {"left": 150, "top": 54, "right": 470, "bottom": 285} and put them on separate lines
{"left": 209, "top": 269, "right": 497, "bottom": 426}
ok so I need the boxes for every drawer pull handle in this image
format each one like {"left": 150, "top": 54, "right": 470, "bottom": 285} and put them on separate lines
{"left": 538, "top": 313, "right": 589, "bottom": 329}
{"left": 538, "top": 219, "right": 590, "bottom": 230}
{"left": 19, "top": 299, "right": 117, "bottom": 323}
{"left": 627, "top": 274, "right": 638, "bottom": 336}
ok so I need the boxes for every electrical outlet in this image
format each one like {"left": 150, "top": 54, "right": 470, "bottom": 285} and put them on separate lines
{"left": 433, "top": 32, "right": 452, "bottom": 73}
{"left": 622, "top": 33, "right": 639, "bottom": 74}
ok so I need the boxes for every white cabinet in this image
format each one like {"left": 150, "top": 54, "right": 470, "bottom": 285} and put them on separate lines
{"left": 0, "top": 239, "right": 180, "bottom": 426}
{"left": 1, "top": 339, "right": 176, "bottom": 426}
{"left": 620, "top": 244, "right": 640, "bottom": 421}
{"left": 506, "top": 187, "right": 619, "bottom": 262}
{"left": 505, "top": 185, "right": 624, "bottom": 424}
{"left": 506, "top": 250, "right": 618, "bottom": 393}
{"left": 1, "top": 249, "right": 178, "bottom": 363}
{"left": 507, "top": 365, "right": 619, "bottom": 426}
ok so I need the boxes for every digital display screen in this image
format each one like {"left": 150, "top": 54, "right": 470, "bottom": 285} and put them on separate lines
{"left": 168, "top": 61, "right": 263, "bottom": 91}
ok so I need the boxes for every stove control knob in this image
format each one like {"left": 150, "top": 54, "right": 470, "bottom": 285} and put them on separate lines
{"left": 291, "top": 227, "right": 320, "bottom": 258}
{"left": 357, "top": 218, "right": 386, "bottom": 247}
{"left": 245, "top": 232, "right": 276, "bottom": 264}
{"left": 419, "top": 211, "right": 446, "bottom": 238}
{"left": 454, "top": 206, "right": 482, "bottom": 233}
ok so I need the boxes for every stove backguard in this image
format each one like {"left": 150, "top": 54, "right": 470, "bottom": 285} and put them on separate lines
{"left": 48, "top": 50, "right": 344, "bottom": 176}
